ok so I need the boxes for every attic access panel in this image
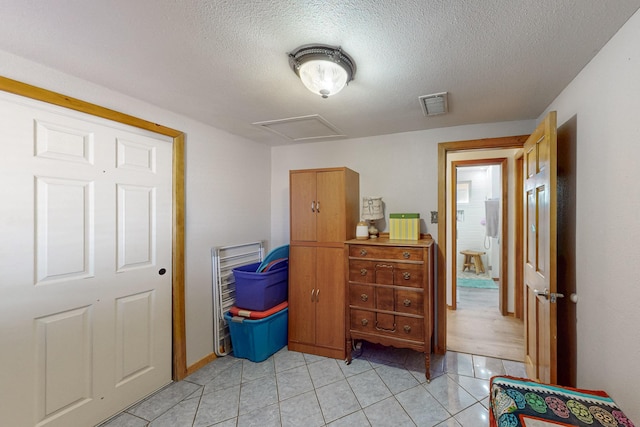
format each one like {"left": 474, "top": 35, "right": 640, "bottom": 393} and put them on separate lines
{"left": 253, "top": 114, "right": 345, "bottom": 142}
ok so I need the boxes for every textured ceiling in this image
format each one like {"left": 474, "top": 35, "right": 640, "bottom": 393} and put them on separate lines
{"left": 0, "top": 1, "right": 639, "bottom": 146}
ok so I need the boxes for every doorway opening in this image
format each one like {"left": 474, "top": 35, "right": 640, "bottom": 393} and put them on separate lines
{"left": 436, "top": 136, "right": 528, "bottom": 361}
{"left": 447, "top": 158, "right": 525, "bottom": 361}
{"left": 451, "top": 160, "right": 506, "bottom": 313}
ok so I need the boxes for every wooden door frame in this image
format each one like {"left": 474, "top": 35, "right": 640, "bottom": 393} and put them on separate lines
{"left": 450, "top": 158, "right": 508, "bottom": 315}
{"left": 0, "top": 76, "right": 188, "bottom": 380}
{"left": 436, "top": 135, "right": 528, "bottom": 354}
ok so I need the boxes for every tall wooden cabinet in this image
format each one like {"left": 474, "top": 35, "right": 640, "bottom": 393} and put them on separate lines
{"left": 288, "top": 167, "right": 359, "bottom": 359}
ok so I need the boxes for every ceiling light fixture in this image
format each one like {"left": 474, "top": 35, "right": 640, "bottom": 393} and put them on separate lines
{"left": 288, "top": 44, "right": 356, "bottom": 99}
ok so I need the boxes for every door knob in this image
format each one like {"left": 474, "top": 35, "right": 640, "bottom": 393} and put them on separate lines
{"left": 534, "top": 288, "right": 565, "bottom": 303}
{"left": 534, "top": 288, "right": 548, "bottom": 297}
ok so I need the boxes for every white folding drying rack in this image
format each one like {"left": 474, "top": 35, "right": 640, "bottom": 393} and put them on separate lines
{"left": 211, "top": 241, "right": 264, "bottom": 356}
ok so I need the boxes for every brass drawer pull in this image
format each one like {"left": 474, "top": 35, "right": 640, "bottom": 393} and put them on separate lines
{"left": 403, "top": 251, "right": 410, "bottom": 259}
{"left": 361, "top": 318, "right": 368, "bottom": 326}
{"left": 360, "top": 268, "right": 367, "bottom": 276}
{"left": 403, "top": 272, "right": 411, "bottom": 280}
{"left": 403, "top": 299, "right": 411, "bottom": 307}
{"left": 360, "top": 294, "right": 369, "bottom": 302}
{"left": 360, "top": 249, "right": 367, "bottom": 256}
{"left": 404, "top": 325, "right": 411, "bottom": 333}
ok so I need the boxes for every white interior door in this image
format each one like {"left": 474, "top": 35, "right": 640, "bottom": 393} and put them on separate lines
{"left": 0, "top": 92, "right": 173, "bottom": 427}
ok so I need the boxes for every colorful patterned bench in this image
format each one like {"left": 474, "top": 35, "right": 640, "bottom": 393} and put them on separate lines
{"left": 490, "top": 376, "right": 635, "bottom": 427}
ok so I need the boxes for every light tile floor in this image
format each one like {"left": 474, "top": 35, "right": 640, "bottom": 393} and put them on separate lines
{"left": 100, "top": 343, "right": 527, "bottom": 427}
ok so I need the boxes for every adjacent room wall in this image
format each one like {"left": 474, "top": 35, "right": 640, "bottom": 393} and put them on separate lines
{"left": 0, "top": 50, "right": 273, "bottom": 366}
{"left": 539, "top": 9, "right": 640, "bottom": 420}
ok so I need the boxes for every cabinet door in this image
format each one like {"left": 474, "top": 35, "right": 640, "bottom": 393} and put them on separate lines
{"left": 316, "top": 170, "right": 345, "bottom": 243}
{"left": 288, "top": 245, "right": 316, "bottom": 345}
{"left": 315, "top": 247, "right": 345, "bottom": 352}
{"left": 290, "top": 171, "right": 317, "bottom": 242}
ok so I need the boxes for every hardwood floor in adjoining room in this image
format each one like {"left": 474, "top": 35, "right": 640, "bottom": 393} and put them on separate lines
{"left": 447, "top": 287, "right": 524, "bottom": 362}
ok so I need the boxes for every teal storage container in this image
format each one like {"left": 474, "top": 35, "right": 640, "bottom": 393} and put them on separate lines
{"left": 224, "top": 307, "right": 288, "bottom": 362}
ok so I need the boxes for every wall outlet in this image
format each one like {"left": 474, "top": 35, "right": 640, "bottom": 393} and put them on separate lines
{"left": 430, "top": 211, "right": 438, "bottom": 224}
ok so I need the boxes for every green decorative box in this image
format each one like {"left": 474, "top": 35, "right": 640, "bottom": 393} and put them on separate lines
{"left": 389, "top": 213, "right": 420, "bottom": 240}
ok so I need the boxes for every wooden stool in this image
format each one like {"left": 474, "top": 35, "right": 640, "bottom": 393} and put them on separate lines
{"left": 460, "top": 250, "right": 486, "bottom": 274}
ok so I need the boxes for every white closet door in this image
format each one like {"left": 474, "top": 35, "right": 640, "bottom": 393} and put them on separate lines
{"left": 0, "top": 92, "right": 172, "bottom": 427}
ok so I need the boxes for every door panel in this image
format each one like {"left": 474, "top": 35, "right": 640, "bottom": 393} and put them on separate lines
{"left": 35, "top": 177, "right": 94, "bottom": 283}
{"left": 288, "top": 245, "right": 317, "bottom": 345}
{"left": 290, "top": 171, "right": 317, "bottom": 242}
{"left": 523, "top": 111, "right": 557, "bottom": 383}
{"left": 316, "top": 171, "right": 345, "bottom": 242}
{"left": 0, "top": 92, "right": 172, "bottom": 426}
{"left": 36, "top": 307, "right": 93, "bottom": 420}
{"left": 315, "top": 247, "right": 345, "bottom": 350}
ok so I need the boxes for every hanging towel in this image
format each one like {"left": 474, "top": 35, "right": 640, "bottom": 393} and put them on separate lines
{"left": 485, "top": 199, "right": 500, "bottom": 238}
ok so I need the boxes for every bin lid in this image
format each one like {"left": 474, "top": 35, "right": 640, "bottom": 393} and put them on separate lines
{"left": 256, "top": 244, "right": 289, "bottom": 272}
{"left": 228, "top": 301, "right": 288, "bottom": 319}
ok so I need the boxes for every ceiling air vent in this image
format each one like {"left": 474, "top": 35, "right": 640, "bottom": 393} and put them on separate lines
{"left": 419, "top": 92, "right": 449, "bottom": 116}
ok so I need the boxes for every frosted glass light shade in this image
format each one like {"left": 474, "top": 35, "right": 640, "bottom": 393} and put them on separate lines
{"left": 288, "top": 44, "right": 356, "bottom": 99}
{"left": 298, "top": 59, "right": 349, "bottom": 98}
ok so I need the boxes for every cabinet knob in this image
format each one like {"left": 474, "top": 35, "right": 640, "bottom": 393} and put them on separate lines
{"left": 360, "top": 294, "right": 369, "bottom": 302}
{"left": 360, "top": 249, "right": 367, "bottom": 256}
{"left": 360, "top": 268, "right": 367, "bottom": 276}
{"left": 404, "top": 325, "right": 411, "bottom": 333}
{"left": 311, "top": 201, "right": 315, "bottom": 212}
{"left": 361, "top": 318, "right": 369, "bottom": 326}
{"left": 403, "top": 272, "right": 411, "bottom": 280}
{"left": 403, "top": 299, "right": 411, "bottom": 307}
{"left": 403, "top": 251, "right": 410, "bottom": 259}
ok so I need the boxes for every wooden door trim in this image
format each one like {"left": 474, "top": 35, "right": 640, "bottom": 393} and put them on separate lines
{"left": 515, "top": 152, "right": 524, "bottom": 319}
{"left": 450, "top": 158, "right": 509, "bottom": 315}
{"left": 436, "top": 135, "right": 528, "bottom": 354}
{"left": 0, "top": 76, "right": 188, "bottom": 380}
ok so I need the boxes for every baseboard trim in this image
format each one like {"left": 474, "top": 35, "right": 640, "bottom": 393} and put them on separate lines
{"left": 186, "top": 352, "right": 218, "bottom": 376}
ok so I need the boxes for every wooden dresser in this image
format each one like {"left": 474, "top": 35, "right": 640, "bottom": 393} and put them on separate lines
{"left": 345, "top": 236, "right": 435, "bottom": 381}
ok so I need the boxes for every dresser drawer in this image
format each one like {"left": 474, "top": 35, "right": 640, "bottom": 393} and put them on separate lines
{"left": 348, "top": 260, "right": 376, "bottom": 283}
{"left": 350, "top": 309, "right": 424, "bottom": 342}
{"left": 349, "top": 245, "right": 423, "bottom": 261}
{"left": 349, "top": 284, "right": 375, "bottom": 309}
{"left": 349, "top": 285, "right": 424, "bottom": 316}
{"left": 395, "top": 289, "right": 424, "bottom": 316}
{"left": 349, "top": 261, "right": 424, "bottom": 288}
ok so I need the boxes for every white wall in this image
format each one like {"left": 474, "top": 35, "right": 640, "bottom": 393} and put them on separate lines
{"left": 270, "top": 121, "right": 534, "bottom": 247}
{"left": 0, "top": 50, "right": 273, "bottom": 366}
{"left": 540, "top": 9, "right": 640, "bottom": 420}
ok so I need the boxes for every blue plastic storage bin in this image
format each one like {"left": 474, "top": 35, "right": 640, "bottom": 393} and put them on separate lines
{"left": 224, "top": 307, "right": 288, "bottom": 362}
{"left": 232, "top": 261, "right": 288, "bottom": 311}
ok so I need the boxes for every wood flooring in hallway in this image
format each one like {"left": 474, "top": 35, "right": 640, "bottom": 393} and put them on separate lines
{"left": 447, "top": 286, "right": 524, "bottom": 362}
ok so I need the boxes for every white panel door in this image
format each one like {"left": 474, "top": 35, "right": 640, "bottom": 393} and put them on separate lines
{"left": 0, "top": 92, "right": 172, "bottom": 427}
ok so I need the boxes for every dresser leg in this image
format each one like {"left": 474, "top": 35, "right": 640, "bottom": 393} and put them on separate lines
{"left": 425, "top": 353, "right": 431, "bottom": 383}
{"left": 345, "top": 337, "right": 352, "bottom": 365}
